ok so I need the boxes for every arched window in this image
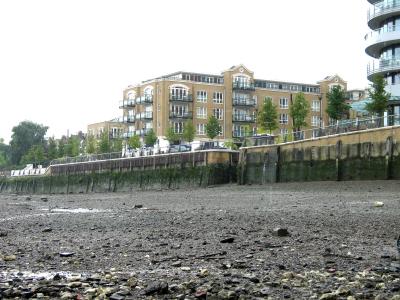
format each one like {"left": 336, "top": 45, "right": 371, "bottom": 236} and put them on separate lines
{"left": 127, "top": 91, "right": 135, "bottom": 100}
{"left": 170, "top": 85, "right": 189, "bottom": 100}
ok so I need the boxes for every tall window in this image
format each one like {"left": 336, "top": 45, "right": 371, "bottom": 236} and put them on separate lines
{"left": 173, "top": 122, "right": 184, "bottom": 134}
{"left": 196, "top": 107, "right": 207, "bottom": 119}
{"left": 279, "top": 97, "right": 288, "bottom": 109}
{"left": 196, "top": 123, "right": 205, "bottom": 135}
{"left": 280, "top": 128, "right": 288, "bottom": 135}
{"left": 213, "top": 92, "right": 224, "bottom": 104}
{"left": 213, "top": 108, "right": 224, "bottom": 120}
{"left": 279, "top": 113, "right": 288, "bottom": 124}
{"left": 197, "top": 90, "right": 207, "bottom": 102}
{"left": 312, "top": 100, "right": 320, "bottom": 112}
{"left": 170, "top": 86, "right": 188, "bottom": 99}
{"left": 171, "top": 105, "right": 188, "bottom": 116}
{"left": 311, "top": 115, "right": 320, "bottom": 127}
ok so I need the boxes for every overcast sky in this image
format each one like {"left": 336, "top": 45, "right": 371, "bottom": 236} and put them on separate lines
{"left": 0, "top": 0, "right": 371, "bottom": 143}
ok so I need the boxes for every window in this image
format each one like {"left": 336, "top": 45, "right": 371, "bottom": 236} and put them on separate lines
{"left": 279, "top": 97, "right": 288, "bottom": 109}
{"left": 170, "top": 86, "right": 188, "bottom": 99}
{"left": 196, "top": 123, "right": 205, "bottom": 135}
{"left": 173, "top": 122, "right": 184, "bottom": 134}
{"left": 280, "top": 128, "right": 288, "bottom": 136}
{"left": 196, "top": 107, "right": 207, "bottom": 119}
{"left": 213, "top": 92, "right": 224, "bottom": 104}
{"left": 279, "top": 113, "right": 288, "bottom": 124}
{"left": 218, "top": 125, "right": 223, "bottom": 137}
{"left": 312, "top": 100, "right": 320, "bottom": 112}
{"left": 197, "top": 90, "right": 207, "bottom": 102}
{"left": 213, "top": 108, "right": 224, "bottom": 120}
{"left": 311, "top": 115, "right": 320, "bottom": 127}
{"left": 127, "top": 92, "right": 135, "bottom": 100}
{"left": 171, "top": 105, "right": 188, "bottom": 117}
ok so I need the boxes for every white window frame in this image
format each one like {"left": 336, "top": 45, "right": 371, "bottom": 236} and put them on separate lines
{"left": 312, "top": 100, "right": 320, "bottom": 112}
{"left": 279, "top": 113, "right": 288, "bottom": 125}
{"left": 197, "top": 90, "right": 207, "bottom": 102}
{"left": 196, "top": 123, "right": 205, "bottom": 135}
{"left": 213, "top": 92, "right": 224, "bottom": 104}
{"left": 279, "top": 97, "right": 288, "bottom": 109}
{"left": 311, "top": 115, "right": 320, "bottom": 127}
{"left": 196, "top": 106, "right": 207, "bottom": 119}
{"left": 173, "top": 122, "right": 184, "bottom": 134}
{"left": 213, "top": 108, "right": 224, "bottom": 120}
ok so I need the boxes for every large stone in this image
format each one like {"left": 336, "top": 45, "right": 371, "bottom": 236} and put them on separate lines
{"left": 144, "top": 282, "right": 168, "bottom": 295}
{"left": 272, "top": 228, "right": 290, "bottom": 237}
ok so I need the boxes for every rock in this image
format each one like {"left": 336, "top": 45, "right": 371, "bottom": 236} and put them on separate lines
{"left": 194, "top": 289, "right": 207, "bottom": 298}
{"left": 144, "top": 282, "right": 169, "bottom": 295}
{"left": 134, "top": 204, "right": 143, "bottom": 209}
{"left": 217, "top": 290, "right": 237, "bottom": 299}
{"left": 260, "top": 287, "right": 270, "bottom": 296}
{"left": 0, "top": 231, "right": 8, "bottom": 237}
{"left": 42, "top": 227, "right": 52, "bottom": 233}
{"left": 171, "top": 261, "right": 182, "bottom": 267}
{"left": 25, "top": 196, "right": 32, "bottom": 201}
{"left": 319, "top": 292, "right": 337, "bottom": 300}
{"left": 391, "top": 296, "right": 400, "bottom": 300}
{"left": 60, "top": 292, "right": 74, "bottom": 299}
{"left": 4, "top": 255, "right": 16, "bottom": 261}
{"left": 181, "top": 267, "right": 191, "bottom": 272}
{"left": 373, "top": 201, "right": 384, "bottom": 207}
{"left": 59, "top": 252, "right": 75, "bottom": 257}
{"left": 41, "top": 197, "right": 48, "bottom": 202}
{"left": 109, "top": 293, "right": 125, "bottom": 300}
{"left": 220, "top": 237, "right": 235, "bottom": 243}
{"left": 127, "top": 276, "right": 137, "bottom": 287}
{"left": 198, "top": 269, "right": 209, "bottom": 277}
{"left": 68, "top": 281, "right": 82, "bottom": 288}
{"left": 336, "top": 286, "right": 351, "bottom": 296}
{"left": 272, "top": 228, "right": 290, "bottom": 237}
{"left": 53, "top": 273, "right": 63, "bottom": 280}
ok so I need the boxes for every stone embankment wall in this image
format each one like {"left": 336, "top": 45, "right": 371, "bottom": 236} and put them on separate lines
{"left": 0, "top": 151, "right": 238, "bottom": 194}
{"left": 239, "top": 126, "right": 400, "bottom": 184}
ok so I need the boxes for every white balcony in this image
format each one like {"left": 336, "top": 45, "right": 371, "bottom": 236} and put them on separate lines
{"left": 368, "top": 1, "right": 400, "bottom": 29}
{"left": 365, "top": 26, "right": 400, "bottom": 58}
{"left": 367, "top": 58, "right": 400, "bottom": 80}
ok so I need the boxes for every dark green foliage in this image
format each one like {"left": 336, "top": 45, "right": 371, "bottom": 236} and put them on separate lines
{"left": 10, "top": 121, "right": 48, "bottom": 165}
{"left": 20, "top": 144, "right": 45, "bottom": 165}
{"left": 366, "top": 74, "right": 390, "bottom": 117}
{"left": 166, "top": 127, "right": 180, "bottom": 144}
{"left": 98, "top": 131, "right": 110, "bottom": 154}
{"left": 144, "top": 129, "right": 157, "bottom": 147}
{"left": 182, "top": 122, "right": 196, "bottom": 143}
{"left": 326, "top": 85, "right": 350, "bottom": 121}
{"left": 206, "top": 116, "right": 221, "bottom": 140}
{"left": 258, "top": 97, "right": 278, "bottom": 134}
{"left": 289, "top": 92, "right": 310, "bottom": 131}
{"left": 127, "top": 135, "right": 141, "bottom": 149}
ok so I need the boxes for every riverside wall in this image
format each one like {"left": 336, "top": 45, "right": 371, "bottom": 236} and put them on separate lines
{"left": 238, "top": 126, "right": 400, "bottom": 184}
{"left": 0, "top": 150, "right": 238, "bottom": 194}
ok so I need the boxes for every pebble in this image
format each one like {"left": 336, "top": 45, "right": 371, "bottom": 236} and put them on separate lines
{"left": 272, "top": 227, "right": 290, "bottom": 237}
{"left": 220, "top": 237, "right": 235, "bottom": 243}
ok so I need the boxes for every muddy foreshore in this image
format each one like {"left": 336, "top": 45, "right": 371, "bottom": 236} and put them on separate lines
{"left": 0, "top": 181, "right": 399, "bottom": 299}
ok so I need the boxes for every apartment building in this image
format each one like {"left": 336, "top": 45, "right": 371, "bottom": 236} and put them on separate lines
{"left": 87, "top": 119, "right": 126, "bottom": 139}
{"left": 120, "top": 65, "right": 346, "bottom": 141}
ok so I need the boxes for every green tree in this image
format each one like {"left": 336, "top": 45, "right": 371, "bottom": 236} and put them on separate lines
{"left": 258, "top": 97, "right": 278, "bottom": 134}
{"left": 111, "top": 138, "right": 123, "bottom": 152}
{"left": 326, "top": 85, "right": 350, "bottom": 122}
{"left": 0, "top": 138, "right": 10, "bottom": 168}
{"left": 366, "top": 74, "right": 390, "bottom": 119}
{"left": 224, "top": 140, "right": 238, "bottom": 150}
{"left": 166, "top": 127, "right": 180, "bottom": 145}
{"left": 182, "top": 122, "right": 196, "bottom": 143}
{"left": 205, "top": 116, "right": 221, "bottom": 140}
{"left": 65, "top": 135, "right": 80, "bottom": 157}
{"left": 86, "top": 134, "right": 97, "bottom": 154}
{"left": 98, "top": 131, "right": 110, "bottom": 153}
{"left": 9, "top": 121, "right": 48, "bottom": 165}
{"left": 47, "top": 137, "right": 58, "bottom": 161}
{"left": 127, "top": 135, "right": 141, "bottom": 149}
{"left": 21, "top": 144, "right": 45, "bottom": 166}
{"left": 289, "top": 92, "right": 310, "bottom": 140}
{"left": 58, "top": 138, "right": 66, "bottom": 157}
{"left": 144, "top": 129, "right": 157, "bottom": 147}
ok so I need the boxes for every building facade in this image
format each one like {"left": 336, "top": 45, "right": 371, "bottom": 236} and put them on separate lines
{"left": 120, "top": 65, "right": 346, "bottom": 141}
{"left": 87, "top": 119, "right": 126, "bottom": 139}
{"left": 366, "top": 0, "right": 400, "bottom": 115}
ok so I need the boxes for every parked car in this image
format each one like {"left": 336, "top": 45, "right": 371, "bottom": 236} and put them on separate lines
{"left": 199, "top": 141, "right": 226, "bottom": 150}
{"left": 169, "top": 144, "right": 191, "bottom": 153}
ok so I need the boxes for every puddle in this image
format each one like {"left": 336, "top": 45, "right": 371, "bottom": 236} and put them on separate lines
{"left": 40, "top": 208, "right": 108, "bottom": 213}
{"left": 0, "top": 270, "right": 85, "bottom": 281}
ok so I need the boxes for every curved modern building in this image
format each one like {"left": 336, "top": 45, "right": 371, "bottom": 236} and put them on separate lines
{"left": 366, "top": 0, "right": 400, "bottom": 115}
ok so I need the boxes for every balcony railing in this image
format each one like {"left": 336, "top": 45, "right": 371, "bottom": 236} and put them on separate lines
{"left": 169, "top": 94, "right": 193, "bottom": 102}
{"left": 122, "top": 131, "right": 136, "bottom": 138}
{"left": 367, "top": 58, "right": 400, "bottom": 79}
{"left": 232, "top": 82, "right": 255, "bottom": 91}
{"left": 233, "top": 98, "right": 256, "bottom": 106}
{"left": 232, "top": 130, "right": 253, "bottom": 138}
{"left": 368, "top": 0, "right": 400, "bottom": 24}
{"left": 135, "top": 128, "right": 153, "bottom": 136}
{"left": 169, "top": 111, "right": 193, "bottom": 119}
{"left": 135, "top": 112, "right": 153, "bottom": 120}
{"left": 136, "top": 95, "right": 153, "bottom": 105}
{"left": 119, "top": 99, "right": 135, "bottom": 108}
{"left": 123, "top": 115, "right": 135, "bottom": 123}
{"left": 232, "top": 114, "right": 255, "bottom": 122}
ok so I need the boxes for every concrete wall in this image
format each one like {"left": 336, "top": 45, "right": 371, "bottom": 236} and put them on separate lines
{"left": 239, "top": 126, "right": 400, "bottom": 184}
{"left": 0, "top": 151, "right": 238, "bottom": 195}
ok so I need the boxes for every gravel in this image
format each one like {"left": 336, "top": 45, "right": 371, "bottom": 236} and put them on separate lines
{"left": 0, "top": 180, "right": 399, "bottom": 299}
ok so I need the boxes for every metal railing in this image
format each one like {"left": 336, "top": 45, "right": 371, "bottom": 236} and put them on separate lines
{"left": 275, "top": 115, "right": 400, "bottom": 144}
{"left": 232, "top": 82, "right": 255, "bottom": 91}
{"left": 135, "top": 112, "right": 153, "bottom": 120}
{"left": 365, "top": 24, "right": 400, "bottom": 41}
{"left": 50, "top": 152, "right": 123, "bottom": 165}
{"left": 135, "top": 128, "right": 153, "bottom": 136}
{"left": 368, "top": 0, "right": 400, "bottom": 22}
{"left": 123, "top": 115, "right": 135, "bottom": 123}
{"left": 232, "top": 114, "right": 255, "bottom": 122}
{"left": 136, "top": 95, "right": 153, "bottom": 105}
{"left": 367, "top": 58, "right": 400, "bottom": 78}
{"left": 119, "top": 99, "right": 135, "bottom": 108}
{"left": 169, "top": 111, "right": 193, "bottom": 119}
{"left": 169, "top": 94, "right": 193, "bottom": 102}
{"left": 233, "top": 98, "right": 256, "bottom": 106}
